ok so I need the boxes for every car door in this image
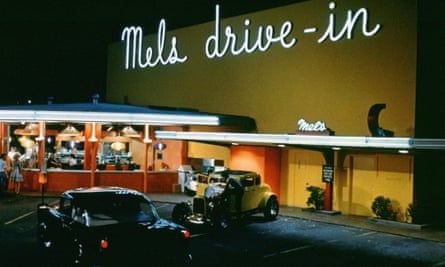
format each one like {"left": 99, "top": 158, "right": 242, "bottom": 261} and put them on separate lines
{"left": 240, "top": 174, "right": 257, "bottom": 211}
{"left": 40, "top": 197, "right": 75, "bottom": 248}
{"left": 55, "top": 198, "right": 77, "bottom": 243}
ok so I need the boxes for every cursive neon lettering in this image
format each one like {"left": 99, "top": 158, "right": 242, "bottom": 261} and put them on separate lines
{"left": 121, "top": 19, "right": 188, "bottom": 70}
{"left": 121, "top": 26, "right": 143, "bottom": 69}
{"left": 318, "top": 2, "right": 381, "bottom": 43}
{"left": 297, "top": 118, "right": 327, "bottom": 132}
{"left": 205, "top": 5, "right": 296, "bottom": 59}
{"left": 121, "top": 3, "right": 382, "bottom": 69}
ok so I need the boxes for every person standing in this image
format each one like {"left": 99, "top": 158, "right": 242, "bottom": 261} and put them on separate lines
{"left": 221, "top": 171, "right": 244, "bottom": 217}
{"left": 8, "top": 146, "right": 16, "bottom": 161}
{"left": 10, "top": 153, "right": 24, "bottom": 194}
{"left": 68, "top": 154, "right": 77, "bottom": 169}
{"left": 0, "top": 154, "right": 7, "bottom": 195}
{"left": 4, "top": 153, "right": 12, "bottom": 191}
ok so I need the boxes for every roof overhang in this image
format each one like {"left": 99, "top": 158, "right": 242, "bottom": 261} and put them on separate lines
{"left": 155, "top": 131, "right": 445, "bottom": 152}
{"left": 0, "top": 109, "right": 220, "bottom": 125}
{"left": 0, "top": 102, "right": 259, "bottom": 132}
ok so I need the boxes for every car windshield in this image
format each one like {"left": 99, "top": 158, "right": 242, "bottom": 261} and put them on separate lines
{"left": 71, "top": 194, "right": 158, "bottom": 225}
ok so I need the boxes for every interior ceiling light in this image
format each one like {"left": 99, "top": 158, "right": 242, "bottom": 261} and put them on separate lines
{"left": 56, "top": 135, "right": 85, "bottom": 142}
{"left": 121, "top": 126, "right": 140, "bottom": 138}
{"left": 102, "top": 135, "right": 130, "bottom": 143}
{"left": 14, "top": 123, "right": 39, "bottom": 136}
{"left": 58, "top": 125, "right": 81, "bottom": 136}
{"left": 154, "top": 142, "right": 167, "bottom": 150}
{"left": 111, "top": 142, "right": 126, "bottom": 151}
{"left": 19, "top": 136, "right": 35, "bottom": 148}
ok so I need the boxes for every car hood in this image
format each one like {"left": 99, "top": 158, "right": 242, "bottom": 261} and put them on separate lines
{"left": 143, "top": 218, "right": 186, "bottom": 231}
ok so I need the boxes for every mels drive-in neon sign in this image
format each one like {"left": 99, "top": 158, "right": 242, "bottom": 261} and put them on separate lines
{"left": 121, "top": 2, "right": 382, "bottom": 70}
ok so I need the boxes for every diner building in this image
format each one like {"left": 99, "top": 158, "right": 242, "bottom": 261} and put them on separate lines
{"left": 0, "top": 0, "right": 444, "bottom": 225}
{"left": 106, "top": 0, "right": 445, "bottom": 224}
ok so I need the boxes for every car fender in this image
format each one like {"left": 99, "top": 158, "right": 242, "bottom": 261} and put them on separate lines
{"left": 259, "top": 192, "right": 278, "bottom": 210}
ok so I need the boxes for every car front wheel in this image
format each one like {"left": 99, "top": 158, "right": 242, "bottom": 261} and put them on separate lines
{"left": 264, "top": 196, "right": 279, "bottom": 220}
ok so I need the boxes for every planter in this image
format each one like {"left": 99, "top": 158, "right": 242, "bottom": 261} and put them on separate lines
{"left": 368, "top": 217, "right": 429, "bottom": 230}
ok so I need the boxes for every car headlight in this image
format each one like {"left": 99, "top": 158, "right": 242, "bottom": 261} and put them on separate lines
{"left": 208, "top": 201, "right": 215, "bottom": 209}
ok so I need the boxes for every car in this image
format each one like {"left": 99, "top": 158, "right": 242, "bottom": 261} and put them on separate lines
{"left": 172, "top": 170, "right": 279, "bottom": 230}
{"left": 37, "top": 186, "right": 192, "bottom": 266}
{"left": 184, "top": 171, "right": 198, "bottom": 196}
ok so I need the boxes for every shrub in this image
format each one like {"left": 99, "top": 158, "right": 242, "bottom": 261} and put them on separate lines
{"left": 406, "top": 203, "right": 418, "bottom": 224}
{"left": 306, "top": 186, "right": 325, "bottom": 210}
{"left": 371, "top": 196, "right": 396, "bottom": 220}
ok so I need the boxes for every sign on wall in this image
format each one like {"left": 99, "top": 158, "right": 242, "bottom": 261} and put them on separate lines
{"left": 297, "top": 118, "right": 334, "bottom": 136}
{"left": 322, "top": 165, "right": 334, "bottom": 183}
{"left": 121, "top": 2, "right": 382, "bottom": 70}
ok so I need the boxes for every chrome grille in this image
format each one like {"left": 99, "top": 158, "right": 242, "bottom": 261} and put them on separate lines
{"left": 193, "top": 198, "right": 205, "bottom": 214}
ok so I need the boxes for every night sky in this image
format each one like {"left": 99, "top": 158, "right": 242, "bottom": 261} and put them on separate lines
{"left": 0, "top": 1, "right": 302, "bottom": 105}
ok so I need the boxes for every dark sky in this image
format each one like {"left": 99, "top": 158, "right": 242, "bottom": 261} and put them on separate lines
{"left": 0, "top": 1, "right": 302, "bottom": 105}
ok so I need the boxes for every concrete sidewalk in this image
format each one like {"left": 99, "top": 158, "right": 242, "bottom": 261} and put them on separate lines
{"left": 147, "top": 192, "right": 445, "bottom": 244}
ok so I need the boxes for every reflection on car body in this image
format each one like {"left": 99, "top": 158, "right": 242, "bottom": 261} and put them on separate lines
{"left": 37, "top": 186, "right": 192, "bottom": 266}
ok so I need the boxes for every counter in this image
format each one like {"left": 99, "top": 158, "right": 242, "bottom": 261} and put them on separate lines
{"left": 20, "top": 168, "right": 179, "bottom": 193}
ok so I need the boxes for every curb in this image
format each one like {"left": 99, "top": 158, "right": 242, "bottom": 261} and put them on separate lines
{"left": 367, "top": 217, "right": 430, "bottom": 230}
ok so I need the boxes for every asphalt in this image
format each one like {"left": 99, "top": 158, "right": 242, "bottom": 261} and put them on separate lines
{"left": 147, "top": 192, "right": 445, "bottom": 244}
{"left": 18, "top": 191, "right": 445, "bottom": 244}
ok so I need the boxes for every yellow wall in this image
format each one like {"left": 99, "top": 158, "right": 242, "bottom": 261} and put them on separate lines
{"left": 280, "top": 148, "right": 326, "bottom": 207}
{"left": 187, "top": 142, "right": 230, "bottom": 166}
{"left": 347, "top": 154, "right": 413, "bottom": 219}
{"left": 280, "top": 149, "right": 413, "bottom": 219}
{"left": 107, "top": 0, "right": 417, "bottom": 136}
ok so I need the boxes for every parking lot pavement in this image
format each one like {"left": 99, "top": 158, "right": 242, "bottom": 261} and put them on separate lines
{"left": 17, "top": 191, "right": 445, "bottom": 243}
{"left": 146, "top": 192, "right": 445, "bottom": 244}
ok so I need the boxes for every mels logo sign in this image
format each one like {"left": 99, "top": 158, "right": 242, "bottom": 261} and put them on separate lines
{"left": 297, "top": 118, "right": 334, "bottom": 136}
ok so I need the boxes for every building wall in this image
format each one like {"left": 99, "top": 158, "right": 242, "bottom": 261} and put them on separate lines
{"left": 280, "top": 149, "right": 326, "bottom": 207}
{"left": 107, "top": 0, "right": 417, "bottom": 137}
{"left": 343, "top": 154, "right": 413, "bottom": 219}
{"left": 187, "top": 142, "right": 231, "bottom": 167}
{"left": 280, "top": 149, "right": 413, "bottom": 218}
{"left": 230, "top": 146, "right": 281, "bottom": 200}
{"left": 106, "top": 0, "right": 419, "bottom": 218}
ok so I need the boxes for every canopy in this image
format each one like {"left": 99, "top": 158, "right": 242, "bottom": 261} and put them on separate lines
{"left": 0, "top": 102, "right": 256, "bottom": 131}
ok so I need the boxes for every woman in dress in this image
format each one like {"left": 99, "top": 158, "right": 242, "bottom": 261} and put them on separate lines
{"left": 10, "top": 153, "right": 23, "bottom": 194}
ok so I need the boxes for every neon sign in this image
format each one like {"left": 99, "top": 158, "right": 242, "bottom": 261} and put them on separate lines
{"left": 317, "top": 2, "right": 381, "bottom": 43}
{"left": 205, "top": 5, "right": 296, "bottom": 58}
{"left": 121, "top": 20, "right": 188, "bottom": 70}
{"left": 121, "top": 2, "right": 382, "bottom": 70}
{"left": 297, "top": 118, "right": 327, "bottom": 132}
